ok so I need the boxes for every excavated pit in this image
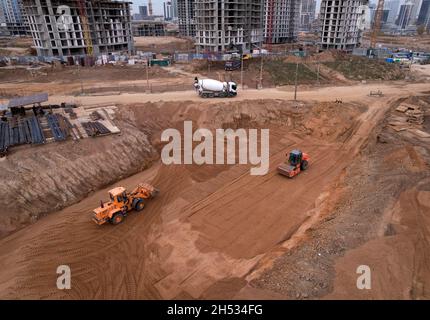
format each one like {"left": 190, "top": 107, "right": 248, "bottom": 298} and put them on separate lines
{"left": 0, "top": 99, "right": 366, "bottom": 299}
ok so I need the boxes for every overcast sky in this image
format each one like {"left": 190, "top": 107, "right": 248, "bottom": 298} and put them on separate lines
{"left": 130, "top": 0, "right": 324, "bottom": 17}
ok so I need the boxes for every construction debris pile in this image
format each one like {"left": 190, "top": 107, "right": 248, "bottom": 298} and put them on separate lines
{"left": 0, "top": 94, "right": 121, "bottom": 155}
{"left": 387, "top": 98, "right": 430, "bottom": 139}
{"left": 396, "top": 103, "right": 425, "bottom": 125}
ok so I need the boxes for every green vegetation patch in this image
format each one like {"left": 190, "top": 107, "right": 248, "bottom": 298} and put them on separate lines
{"left": 261, "top": 58, "right": 319, "bottom": 85}
{"left": 323, "top": 56, "right": 406, "bottom": 81}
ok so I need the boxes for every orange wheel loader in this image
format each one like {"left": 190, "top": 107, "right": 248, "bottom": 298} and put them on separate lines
{"left": 92, "top": 183, "right": 159, "bottom": 225}
{"left": 277, "top": 149, "right": 310, "bottom": 178}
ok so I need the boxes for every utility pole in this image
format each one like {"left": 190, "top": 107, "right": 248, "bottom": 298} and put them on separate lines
{"left": 259, "top": 53, "right": 263, "bottom": 89}
{"left": 240, "top": 54, "right": 244, "bottom": 90}
{"left": 146, "top": 59, "right": 150, "bottom": 92}
{"left": 78, "top": 64, "right": 84, "bottom": 95}
{"left": 294, "top": 61, "right": 299, "bottom": 101}
{"left": 317, "top": 60, "right": 320, "bottom": 85}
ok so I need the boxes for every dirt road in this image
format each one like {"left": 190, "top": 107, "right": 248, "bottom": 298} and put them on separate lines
{"left": 45, "top": 81, "right": 429, "bottom": 106}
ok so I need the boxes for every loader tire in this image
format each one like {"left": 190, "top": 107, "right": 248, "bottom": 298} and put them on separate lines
{"left": 134, "top": 199, "right": 145, "bottom": 212}
{"left": 110, "top": 212, "right": 124, "bottom": 225}
{"left": 301, "top": 160, "right": 309, "bottom": 171}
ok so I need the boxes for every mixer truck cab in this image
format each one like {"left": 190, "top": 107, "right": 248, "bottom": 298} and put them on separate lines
{"left": 194, "top": 78, "right": 237, "bottom": 98}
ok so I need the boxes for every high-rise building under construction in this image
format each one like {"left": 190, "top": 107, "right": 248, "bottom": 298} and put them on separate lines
{"left": 177, "top": 0, "right": 195, "bottom": 36}
{"left": 264, "top": 0, "right": 300, "bottom": 44}
{"left": 23, "top": 0, "right": 134, "bottom": 57}
{"left": 319, "top": 0, "right": 368, "bottom": 51}
{"left": 194, "top": 0, "right": 264, "bottom": 53}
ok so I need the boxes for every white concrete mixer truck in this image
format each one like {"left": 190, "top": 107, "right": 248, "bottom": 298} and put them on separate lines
{"left": 193, "top": 78, "right": 237, "bottom": 98}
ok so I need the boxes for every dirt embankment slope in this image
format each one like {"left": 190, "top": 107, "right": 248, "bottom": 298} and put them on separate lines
{"left": 0, "top": 122, "right": 157, "bottom": 239}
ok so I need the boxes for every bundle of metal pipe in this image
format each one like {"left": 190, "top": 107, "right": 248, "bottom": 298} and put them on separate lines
{"left": 82, "top": 121, "right": 111, "bottom": 137}
{"left": 47, "top": 114, "right": 67, "bottom": 141}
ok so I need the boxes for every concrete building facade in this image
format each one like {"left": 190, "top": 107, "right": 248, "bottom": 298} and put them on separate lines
{"left": 409, "top": 0, "right": 422, "bottom": 25}
{"left": 195, "top": 0, "right": 264, "bottom": 53}
{"left": 23, "top": 0, "right": 134, "bottom": 57}
{"left": 171, "top": 0, "right": 178, "bottom": 19}
{"left": 0, "top": 0, "right": 29, "bottom": 35}
{"left": 132, "top": 20, "right": 166, "bottom": 36}
{"left": 139, "top": 5, "right": 148, "bottom": 18}
{"left": 264, "top": 0, "right": 300, "bottom": 43}
{"left": 319, "top": 0, "right": 368, "bottom": 51}
{"left": 417, "top": 0, "right": 430, "bottom": 29}
{"left": 357, "top": 3, "right": 371, "bottom": 30}
{"left": 163, "top": 1, "right": 173, "bottom": 20}
{"left": 396, "top": 1, "right": 414, "bottom": 29}
{"left": 385, "top": 0, "right": 400, "bottom": 24}
{"left": 177, "top": 0, "right": 195, "bottom": 36}
{"left": 300, "top": 0, "right": 316, "bottom": 31}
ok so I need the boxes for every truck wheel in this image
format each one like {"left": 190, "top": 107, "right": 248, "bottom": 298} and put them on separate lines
{"left": 134, "top": 199, "right": 145, "bottom": 211}
{"left": 301, "top": 160, "right": 309, "bottom": 171}
{"left": 110, "top": 212, "right": 124, "bottom": 225}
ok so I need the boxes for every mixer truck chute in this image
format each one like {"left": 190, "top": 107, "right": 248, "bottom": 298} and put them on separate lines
{"left": 194, "top": 78, "right": 237, "bottom": 98}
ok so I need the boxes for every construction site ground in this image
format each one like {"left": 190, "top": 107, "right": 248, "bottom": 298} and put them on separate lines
{"left": 362, "top": 34, "right": 430, "bottom": 52}
{"left": 0, "top": 73, "right": 429, "bottom": 299}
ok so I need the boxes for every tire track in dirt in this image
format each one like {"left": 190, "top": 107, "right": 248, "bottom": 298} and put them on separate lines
{"left": 0, "top": 97, "right": 395, "bottom": 299}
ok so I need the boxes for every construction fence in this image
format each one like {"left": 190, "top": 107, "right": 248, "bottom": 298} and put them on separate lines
{"left": 173, "top": 50, "right": 306, "bottom": 63}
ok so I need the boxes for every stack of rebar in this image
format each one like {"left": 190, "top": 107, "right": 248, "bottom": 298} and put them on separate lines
{"left": 47, "top": 114, "right": 69, "bottom": 141}
{"left": 0, "top": 116, "right": 45, "bottom": 154}
{"left": 82, "top": 121, "right": 111, "bottom": 137}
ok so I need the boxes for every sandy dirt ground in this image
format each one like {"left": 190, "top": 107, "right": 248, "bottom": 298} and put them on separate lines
{"left": 0, "top": 99, "right": 366, "bottom": 299}
{"left": 0, "top": 79, "right": 428, "bottom": 299}
{"left": 1, "top": 32, "right": 429, "bottom": 300}
{"left": 134, "top": 36, "right": 190, "bottom": 46}
{"left": 133, "top": 36, "right": 194, "bottom": 54}
{"left": 362, "top": 34, "right": 430, "bottom": 52}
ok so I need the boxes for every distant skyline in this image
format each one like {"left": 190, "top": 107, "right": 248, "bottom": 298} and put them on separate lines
{"left": 130, "top": 0, "right": 324, "bottom": 17}
{"left": 131, "top": 0, "right": 164, "bottom": 16}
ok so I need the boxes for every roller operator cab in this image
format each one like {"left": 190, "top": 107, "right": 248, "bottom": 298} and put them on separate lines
{"left": 277, "top": 149, "right": 310, "bottom": 178}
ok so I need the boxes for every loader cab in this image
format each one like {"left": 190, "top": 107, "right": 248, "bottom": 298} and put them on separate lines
{"left": 109, "top": 187, "right": 127, "bottom": 204}
{"left": 288, "top": 150, "right": 302, "bottom": 166}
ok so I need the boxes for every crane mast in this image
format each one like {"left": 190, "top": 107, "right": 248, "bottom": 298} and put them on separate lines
{"left": 370, "top": 0, "right": 385, "bottom": 49}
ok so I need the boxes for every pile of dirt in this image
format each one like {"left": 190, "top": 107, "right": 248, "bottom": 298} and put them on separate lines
{"left": 134, "top": 36, "right": 194, "bottom": 54}
{"left": 307, "top": 50, "right": 337, "bottom": 63}
{"left": 0, "top": 37, "right": 34, "bottom": 56}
